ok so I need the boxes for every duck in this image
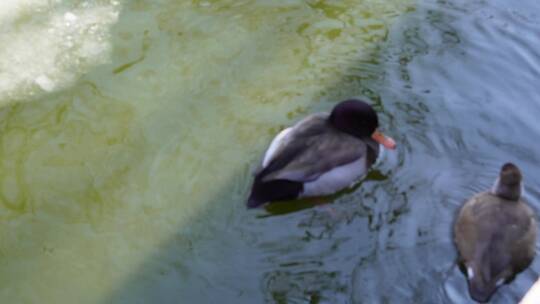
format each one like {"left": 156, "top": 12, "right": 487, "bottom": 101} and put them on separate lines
{"left": 246, "top": 99, "right": 396, "bottom": 208}
{"left": 454, "top": 163, "right": 537, "bottom": 303}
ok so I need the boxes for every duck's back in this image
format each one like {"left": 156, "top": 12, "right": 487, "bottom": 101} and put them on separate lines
{"left": 260, "top": 113, "right": 375, "bottom": 183}
{"left": 455, "top": 193, "right": 537, "bottom": 282}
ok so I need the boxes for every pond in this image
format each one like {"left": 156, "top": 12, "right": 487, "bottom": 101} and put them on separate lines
{"left": 0, "top": 0, "right": 539, "bottom": 303}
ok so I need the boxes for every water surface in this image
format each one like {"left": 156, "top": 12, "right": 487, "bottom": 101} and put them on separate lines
{"left": 0, "top": 0, "right": 539, "bottom": 303}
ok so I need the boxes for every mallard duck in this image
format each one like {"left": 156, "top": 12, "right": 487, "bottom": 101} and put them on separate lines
{"left": 454, "top": 163, "right": 537, "bottom": 303}
{"left": 247, "top": 99, "right": 396, "bottom": 208}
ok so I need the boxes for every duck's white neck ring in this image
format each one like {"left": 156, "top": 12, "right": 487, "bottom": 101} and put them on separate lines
{"left": 373, "top": 144, "right": 385, "bottom": 166}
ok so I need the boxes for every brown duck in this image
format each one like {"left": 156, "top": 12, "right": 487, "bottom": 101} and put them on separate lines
{"left": 454, "top": 163, "right": 537, "bottom": 303}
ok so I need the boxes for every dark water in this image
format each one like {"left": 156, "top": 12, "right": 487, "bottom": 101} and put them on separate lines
{"left": 1, "top": 0, "right": 540, "bottom": 303}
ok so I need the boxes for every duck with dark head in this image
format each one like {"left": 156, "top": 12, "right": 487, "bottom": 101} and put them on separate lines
{"left": 246, "top": 99, "right": 396, "bottom": 208}
{"left": 454, "top": 163, "right": 537, "bottom": 303}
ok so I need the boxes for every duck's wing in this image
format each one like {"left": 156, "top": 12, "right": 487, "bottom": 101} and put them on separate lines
{"left": 508, "top": 201, "right": 537, "bottom": 273}
{"left": 261, "top": 114, "right": 328, "bottom": 168}
{"left": 262, "top": 127, "right": 293, "bottom": 168}
{"left": 455, "top": 194, "right": 485, "bottom": 262}
{"left": 258, "top": 115, "right": 374, "bottom": 183}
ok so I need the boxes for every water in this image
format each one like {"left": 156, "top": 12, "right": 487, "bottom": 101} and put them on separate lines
{"left": 0, "top": 0, "right": 539, "bottom": 303}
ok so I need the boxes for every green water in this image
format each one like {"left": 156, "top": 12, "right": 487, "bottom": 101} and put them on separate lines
{"left": 2, "top": 0, "right": 540, "bottom": 303}
{"left": 0, "top": 1, "right": 414, "bottom": 303}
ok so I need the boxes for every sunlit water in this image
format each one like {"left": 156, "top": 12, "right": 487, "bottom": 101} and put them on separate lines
{"left": 0, "top": 0, "right": 539, "bottom": 303}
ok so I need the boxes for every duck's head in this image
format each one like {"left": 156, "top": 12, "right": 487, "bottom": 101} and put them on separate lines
{"left": 492, "top": 162, "right": 523, "bottom": 201}
{"left": 329, "top": 99, "right": 396, "bottom": 149}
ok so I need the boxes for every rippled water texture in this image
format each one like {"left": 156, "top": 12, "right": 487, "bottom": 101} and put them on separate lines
{"left": 1, "top": 0, "right": 539, "bottom": 303}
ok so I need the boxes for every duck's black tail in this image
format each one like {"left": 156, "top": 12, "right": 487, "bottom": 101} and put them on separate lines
{"left": 246, "top": 178, "right": 303, "bottom": 208}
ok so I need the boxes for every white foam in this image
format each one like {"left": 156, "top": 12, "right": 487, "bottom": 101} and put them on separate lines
{"left": 0, "top": 0, "right": 120, "bottom": 104}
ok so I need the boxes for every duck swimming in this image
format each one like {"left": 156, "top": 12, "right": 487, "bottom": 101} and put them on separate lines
{"left": 246, "top": 99, "right": 396, "bottom": 208}
{"left": 454, "top": 163, "right": 537, "bottom": 303}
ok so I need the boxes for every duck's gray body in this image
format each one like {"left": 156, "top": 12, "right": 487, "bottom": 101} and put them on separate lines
{"left": 247, "top": 113, "right": 378, "bottom": 208}
{"left": 454, "top": 164, "right": 537, "bottom": 303}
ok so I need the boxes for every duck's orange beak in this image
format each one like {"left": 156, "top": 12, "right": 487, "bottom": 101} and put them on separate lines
{"left": 371, "top": 130, "right": 396, "bottom": 150}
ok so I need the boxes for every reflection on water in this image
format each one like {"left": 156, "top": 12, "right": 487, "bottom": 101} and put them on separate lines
{"left": 1, "top": 0, "right": 540, "bottom": 303}
{"left": 262, "top": 169, "right": 390, "bottom": 217}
